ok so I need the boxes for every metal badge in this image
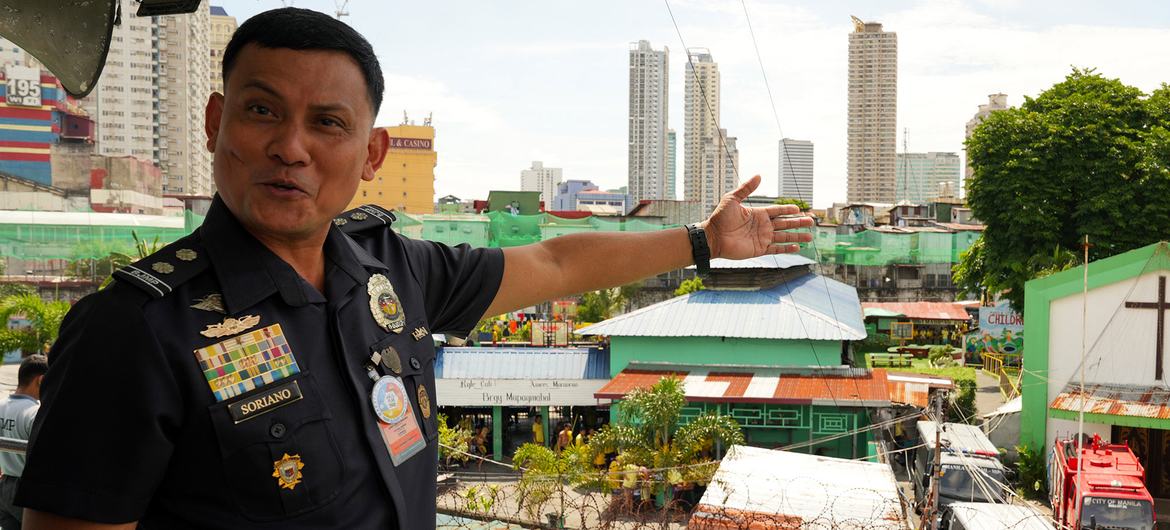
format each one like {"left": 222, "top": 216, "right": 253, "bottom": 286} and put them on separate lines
{"left": 190, "top": 293, "right": 226, "bottom": 314}
{"left": 200, "top": 315, "right": 261, "bottom": 338}
{"left": 272, "top": 453, "right": 304, "bottom": 490}
{"left": 370, "top": 376, "right": 409, "bottom": 424}
{"left": 417, "top": 385, "right": 432, "bottom": 419}
{"left": 152, "top": 261, "right": 175, "bottom": 274}
{"left": 380, "top": 346, "right": 402, "bottom": 375}
{"left": 350, "top": 211, "right": 369, "bottom": 221}
{"left": 367, "top": 274, "right": 405, "bottom": 333}
{"left": 175, "top": 248, "right": 198, "bottom": 262}
{"left": 333, "top": 218, "right": 348, "bottom": 227}
{"left": 411, "top": 326, "right": 428, "bottom": 341}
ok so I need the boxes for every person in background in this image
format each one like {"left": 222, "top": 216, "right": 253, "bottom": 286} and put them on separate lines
{"left": 0, "top": 354, "right": 48, "bottom": 530}
{"left": 532, "top": 414, "right": 545, "bottom": 447}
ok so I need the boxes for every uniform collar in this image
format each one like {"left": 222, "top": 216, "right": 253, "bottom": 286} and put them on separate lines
{"left": 200, "top": 195, "right": 390, "bottom": 313}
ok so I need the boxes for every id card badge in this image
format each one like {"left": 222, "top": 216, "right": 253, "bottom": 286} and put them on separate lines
{"left": 370, "top": 374, "right": 426, "bottom": 466}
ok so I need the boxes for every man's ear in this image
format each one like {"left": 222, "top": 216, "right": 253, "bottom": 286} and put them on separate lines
{"left": 363, "top": 127, "right": 390, "bottom": 182}
{"left": 205, "top": 93, "right": 225, "bottom": 153}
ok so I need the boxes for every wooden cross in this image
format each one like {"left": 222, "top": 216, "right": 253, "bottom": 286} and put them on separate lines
{"left": 1125, "top": 276, "right": 1170, "bottom": 380}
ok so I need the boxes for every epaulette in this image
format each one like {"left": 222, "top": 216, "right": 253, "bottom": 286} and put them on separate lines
{"left": 112, "top": 234, "right": 209, "bottom": 299}
{"left": 334, "top": 204, "right": 397, "bottom": 234}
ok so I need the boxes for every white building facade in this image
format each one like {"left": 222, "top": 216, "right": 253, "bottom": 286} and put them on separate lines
{"left": 778, "top": 138, "right": 814, "bottom": 206}
{"left": 684, "top": 49, "right": 731, "bottom": 215}
{"left": 79, "top": 0, "right": 156, "bottom": 162}
{"left": 846, "top": 17, "right": 897, "bottom": 203}
{"left": 627, "top": 40, "right": 670, "bottom": 204}
{"left": 155, "top": 2, "right": 213, "bottom": 196}
{"left": 520, "top": 161, "right": 562, "bottom": 206}
{"left": 895, "top": 152, "right": 961, "bottom": 204}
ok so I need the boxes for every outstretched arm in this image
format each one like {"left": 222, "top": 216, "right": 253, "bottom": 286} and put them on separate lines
{"left": 482, "top": 175, "right": 814, "bottom": 317}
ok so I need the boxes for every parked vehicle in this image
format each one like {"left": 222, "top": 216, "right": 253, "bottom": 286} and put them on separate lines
{"left": 941, "top": 502, "right": 1055, "bottom": 530}
{"left": 912, "top": 421, "right": 1012, "bottom": 518}
{"left": 1049, "top": 434, "right": 1155, "bottom": 530}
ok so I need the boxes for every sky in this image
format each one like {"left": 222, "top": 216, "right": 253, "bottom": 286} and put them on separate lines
{"left": 219, "top": 0, "right": 1170, "bottom": 208}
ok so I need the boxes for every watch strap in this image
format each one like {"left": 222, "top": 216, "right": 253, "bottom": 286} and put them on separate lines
{"left": 686, "top": 224, "right": 711, "bottom": 277}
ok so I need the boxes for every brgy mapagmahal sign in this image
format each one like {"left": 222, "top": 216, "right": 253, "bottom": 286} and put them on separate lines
{"left": 435, "top": 378, "right": 608, "bottom": 407}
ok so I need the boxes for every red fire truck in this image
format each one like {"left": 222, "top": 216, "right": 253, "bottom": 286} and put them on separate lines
{"left": 1048, "top": 434, "right": 1155, "bottom": 530}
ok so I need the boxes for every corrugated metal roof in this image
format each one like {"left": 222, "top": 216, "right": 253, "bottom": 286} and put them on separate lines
{"left": 596, "top": 364, "right": 890, "bottom": 406}
{"left": 689, "top": 445, "right": 906, "bottom": 529}
{"left": 935, "top": 223, "right": 985, "bottom": 231}
{"left": 861, "top": 302, "right": 970, "bottom": 321}
{"left": 578, "top": 273, "right": 865, "bottom": 340}
{"left": 946, "top": 503, "right": 1054, "bottom": 530}
{"left": 436, "top": 347, "right": 609, "bottom": 379}
{"left": 1049, "top": 382, "right": 1170, "bottom": 419}
{"left": 703, "top": 254, "right": 816, "bottom": 270}
{"left": 886, "top": 372, "right": 954, "bottom": 408}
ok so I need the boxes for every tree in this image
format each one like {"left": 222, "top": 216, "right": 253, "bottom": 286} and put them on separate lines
{"left": 588, "top": 377, "right": 744, "bottom": 499}
{"left": 774, "top": 197, "right": 811, "bottom": 211}
{"left": 964, "top": 68, "right": 1170, "bottom": 310}
{"left": 511, "top": 443, "right": 594, "bottom": 520}
{"left": 576, "top": 288, "right": 625, "bottom": 323}
{"left": 674, "top": 277, "right": 704, "bottom": 296}
{"left": 0, "top": 293, "right": 70, "bottom": 356}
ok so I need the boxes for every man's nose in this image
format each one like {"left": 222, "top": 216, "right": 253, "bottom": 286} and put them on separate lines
{"left": 266, "top": 121, "right": 311, "bottom": 166}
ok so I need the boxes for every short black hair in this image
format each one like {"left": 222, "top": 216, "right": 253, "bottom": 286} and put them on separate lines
{"left": 221, "top": 7, "right": 384, "bottom": 118}
{"left": 18, "top": 354, "right": 48, "bottom": 387}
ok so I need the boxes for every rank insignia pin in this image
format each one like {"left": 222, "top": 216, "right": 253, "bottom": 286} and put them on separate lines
{"left": 411, "top": 327, "right": 428, "bottom": 341}
{"left": 152, "top": 261, "right": 175, "bottom": 274}
{"left": 272, "top": 453, "right": 304, "bottom": 490}
{"left": 380, "top": 346, "right": 402, "bottom": 375}
{"left": 350, "top": 211, "right": 369, "bottom": 221}
{"left": 200, "top": 315, "right": 261, "bottom": 338}
{"left": 367, "top": 274, "right": 405, "bottom": 333}
{"left": 175, "top": 248, "right": 198, "bottom": 262}
{"left": 417, "top": 385, "right": 432, "bottom": 419}
{"left": 190, "top": 293, "right": 226, "bottom": 314}
{"left": 333, "top": 218, "right": 348, "bottom": 227}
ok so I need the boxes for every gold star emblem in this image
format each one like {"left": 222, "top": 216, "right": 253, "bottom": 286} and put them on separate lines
{"left": 273, "top": 453, "right": 304, "bottom": 490}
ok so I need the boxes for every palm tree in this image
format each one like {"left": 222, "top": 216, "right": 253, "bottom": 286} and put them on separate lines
{"left": 588, "top": 377, "right": 744, "bottom": 506}
{"left": 0, "top": 293, "right": 70, "bottom": 356}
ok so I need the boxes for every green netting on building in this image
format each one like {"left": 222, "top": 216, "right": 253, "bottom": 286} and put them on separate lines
{"left": 0, "top": 210, "right": 205, "bottom": 260}
{"left": 801, "top": 226, "right": 980, "bottom": 265}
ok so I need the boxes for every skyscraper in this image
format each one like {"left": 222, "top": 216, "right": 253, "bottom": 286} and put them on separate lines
{"left": 965, "top": 93, "right": 1008, "bottom": 188}
{"left": 155, "top": 3, "right": 213, "bottom": 196}
{"left": 895, "top": 152, "right": 961, "bottom": 204}
{"left": 520, "top": 161, "right": 562, "bottom": 206}
{"left": 350, "top": 122, "right": 436, "bottom": 215}
{"left": 665, "top": 129, "right": 676, "bottom": 200}
{"left": 79, "top": 0, "right": 155, "bottom": 161}
{"left": 847, "top": 16, "right": 897, "bottom": 203}
{"left": 627, "top": 40, "right": 670, "bottom": 203}
{"left": 684, "top": 49, "right": 731, "bottom": 215}
{"left": 209, "top": 5, "right": 239, "bottom": 97}
{"left": 778, "top": 138, "right": 814, "bottom": 206}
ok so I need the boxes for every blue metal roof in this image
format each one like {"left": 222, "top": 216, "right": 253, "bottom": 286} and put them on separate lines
{"left": 436, "top": 347, "right": 610, "bottom": 379}
{"left": 210, "top": 5, "right": 228, "bottom": 16}
{"left": 578, "top": 273, "right": 865, "bottom": 340}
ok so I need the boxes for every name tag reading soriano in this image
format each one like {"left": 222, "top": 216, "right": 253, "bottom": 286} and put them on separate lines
{"left": 228, "top": 379, "right": 303, "bottom": 423}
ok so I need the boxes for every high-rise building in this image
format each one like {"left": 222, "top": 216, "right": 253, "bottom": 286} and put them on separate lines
{"left": 684, "top": 49, "right": 729, "bottom": 215}
{"left": 895, "top": 152, "right": 961, "bottom": 204}
{"left": 778, "top": 138, "right": 814, "bottom": 206}
{"left": 964, "top": 93, "right": 1008, "bottom": 187}
{"left": 350, "top": 123, "right": 436, "bottom": 215}
{"left": 847, "top": 16, "right": 897, "bottom": 203}
{"left": 209, "top": 5, "right": 239, "bottom": 97}
{"left": 155, "top": 2, "right": 213, "bottom": 196}
{"left": 627, "top": 40, "right": 670, "bottom": 204}
{"left": 78, "top": 0, "right": 155, "bottom": 161}
{"left": 665, "top": 129, "right": 676, "bottom": 200}
{"left": 696, "top": 129, "right": 737, "bottom": 214}
{"left": 520, "top": 161, "right": 562, "bottom": 206}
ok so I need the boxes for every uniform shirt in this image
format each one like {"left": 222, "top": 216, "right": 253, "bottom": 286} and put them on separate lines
{"left": 16, "top": 197, "right": 503, "bottom": 529}
{"left": 0, "top": 394, "right": 38, "bottom": 477}
{"left": 532, "top": 422, "right": 544, "bottom": 444}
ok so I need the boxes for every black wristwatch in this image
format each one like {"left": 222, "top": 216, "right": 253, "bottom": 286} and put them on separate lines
{"left": 686, "top": 223, "right": 711, "bottom": 277}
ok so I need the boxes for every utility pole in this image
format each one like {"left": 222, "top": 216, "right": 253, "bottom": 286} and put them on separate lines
{"left": 930, "top": 427, "right": 942, "bottom": 530}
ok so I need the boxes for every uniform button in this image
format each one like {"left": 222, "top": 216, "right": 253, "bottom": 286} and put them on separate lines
{"left": 409, "top": 357, "right": 421, "bottom": 370}
{"left": 270, "top": 422, "right": 287, "bottom": 439}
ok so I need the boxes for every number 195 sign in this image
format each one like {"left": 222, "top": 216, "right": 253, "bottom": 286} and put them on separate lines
{"left": 6, "top": 77, "right": 42, "bottom": 107}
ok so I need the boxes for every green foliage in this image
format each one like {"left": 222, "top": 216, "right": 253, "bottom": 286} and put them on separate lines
{"left": 965, "top": 69, "right": 1170, "bottom": 311}
{"left": 1015, "top": 444, "right": 1049, "bottom": 500}
{"left": 674, "top": 277, "right": 705, "bottom": 296}
{"left": 0, "top": 293, "right": 71, "bottom": 356}
{"left": 576, "top": 289, "right": 623, "bottom": 323}
{"left": 951, "top": 379, "right": 978, "bottom": 424}
{"left": 929, "top": 346, "right": 956, "bottom": 367}
{"left": 462, "top": 484, "right": 499, "bottom": 514}
{"left": 511, "top": 443, "right": 594, "bottom": 518}
{"left": 437, "top": 414, "right": 471, "bottom": 466}
{"left": 588, "top": 377, "right": 744, "bottom": 491}
{"left": 774, "top": 197, "right": 811, "bottom": 211}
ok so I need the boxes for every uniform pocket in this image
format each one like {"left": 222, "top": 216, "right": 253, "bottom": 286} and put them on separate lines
{"left": 208, "top": 371, "right": 345, "bottom": 522}
{"left": 370, "top": 324, "right": 438, "bottom": 441}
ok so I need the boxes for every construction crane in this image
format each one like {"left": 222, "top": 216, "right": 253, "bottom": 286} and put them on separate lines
{"left": 334, "top": 0, "right": 350, "bottom": 20}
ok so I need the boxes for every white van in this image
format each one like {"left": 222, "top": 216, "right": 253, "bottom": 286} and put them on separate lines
{"left": 942, "top": 502, "right": 1055, "bottom": 530}
{"left": 912, "top": 422, "right": 1012, "bottom": 513}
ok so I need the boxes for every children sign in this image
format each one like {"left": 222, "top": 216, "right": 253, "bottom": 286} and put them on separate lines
{"left": 965, "top": 301, "right": 1024, "bottom": 357}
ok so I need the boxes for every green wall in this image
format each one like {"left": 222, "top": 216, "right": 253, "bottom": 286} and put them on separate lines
{"left": 610, "top": 336, "right": 843, "bottom": 376}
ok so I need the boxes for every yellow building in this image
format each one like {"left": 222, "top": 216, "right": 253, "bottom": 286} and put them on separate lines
{"left": 351, "top": 124, "right": 436, "bottom": 215}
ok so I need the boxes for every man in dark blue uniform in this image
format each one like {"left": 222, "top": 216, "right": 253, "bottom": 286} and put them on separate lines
{"left": 15, "top": 8, "right": 811, "bottom": 530}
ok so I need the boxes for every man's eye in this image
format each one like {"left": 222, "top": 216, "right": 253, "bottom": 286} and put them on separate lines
{"left": 248, "top": 104, "right": 272, "bottom": 116}
{"left": 320, "top": 117, "right": 343, "bottom": 128}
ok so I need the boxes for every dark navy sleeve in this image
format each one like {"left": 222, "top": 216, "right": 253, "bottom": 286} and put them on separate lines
{"left": 15, "top": 285, "right": 183, "bottom": 523}
{"left": 399, "top": 237, "right": 505, "bottom": 337}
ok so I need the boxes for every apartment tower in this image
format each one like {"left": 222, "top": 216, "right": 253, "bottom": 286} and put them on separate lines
{"left": 627, "top": 41, "right": 670, "bottom": 203}
{"left": 847, "top": 16, "right": 897, "bottom": 203}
